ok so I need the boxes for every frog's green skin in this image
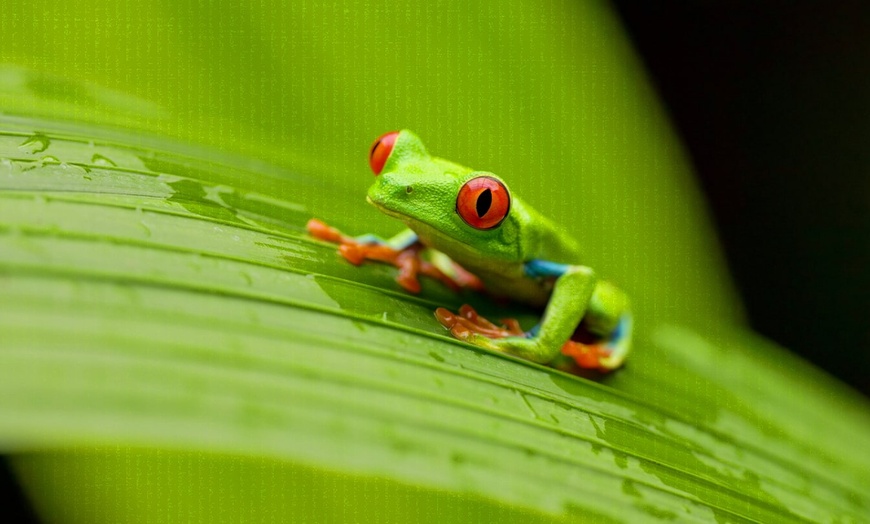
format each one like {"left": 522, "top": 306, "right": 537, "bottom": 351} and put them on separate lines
{"left": 367, "top": 130, "right": 632, "bottom": 370}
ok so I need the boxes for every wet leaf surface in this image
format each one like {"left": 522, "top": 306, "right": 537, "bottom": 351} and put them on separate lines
{"left": 1, "top": 119, "right": 869, "bottom": 523}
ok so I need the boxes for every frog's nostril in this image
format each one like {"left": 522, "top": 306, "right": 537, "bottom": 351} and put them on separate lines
{"left": 406, "top": 186, "right": 413, "bottom": 194}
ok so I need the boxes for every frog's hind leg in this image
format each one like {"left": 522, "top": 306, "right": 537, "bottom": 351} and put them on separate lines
{"left": 437, "top": 265, "right": 598, "bottom": 366}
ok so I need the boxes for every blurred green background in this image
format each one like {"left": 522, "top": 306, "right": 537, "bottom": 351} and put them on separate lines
{"left": 0, "top": 0, "right": 742, "bottom": 336}
{"left": 1, "top": 0, "right": 869, "bottom": 522}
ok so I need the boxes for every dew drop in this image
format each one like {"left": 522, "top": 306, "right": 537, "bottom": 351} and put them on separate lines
{"left": 39, "top": 155, "right": 60, "bottom": 164}
{"left": 17, "top": 134, "right": 49, "bottom": 154}
{"left": 91, "top": 153, "right": 116, "bottom": 167}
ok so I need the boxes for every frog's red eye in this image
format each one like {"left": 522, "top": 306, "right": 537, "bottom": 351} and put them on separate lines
{"left": 369, "top": 131, "right": 399, "bottom": 175}
{"left": 456, "top": 176, "right": 511, "bottom": 230}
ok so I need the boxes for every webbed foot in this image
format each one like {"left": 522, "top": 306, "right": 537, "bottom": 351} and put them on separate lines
{"left": 560, "top": 341, "right": 613, "bottom": 371}
{"left": 435, "top": 305, "right": 562, "bottom": 364}
{"left": 435, "top": 304, "right": 524, "bottom": 340}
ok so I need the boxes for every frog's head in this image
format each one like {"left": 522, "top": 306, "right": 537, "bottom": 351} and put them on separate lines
{"left": 365, "top": 130, "right": 522, "bottom": 262}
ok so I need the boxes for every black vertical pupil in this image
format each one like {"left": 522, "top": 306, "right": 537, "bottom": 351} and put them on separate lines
{"left": 370, "top": 140, "right": 381, "bottom": 159}
{"left": 476, "top": 189, "right": 492, "bottom": 217}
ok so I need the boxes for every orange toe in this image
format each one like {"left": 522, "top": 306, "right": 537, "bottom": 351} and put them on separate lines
{"left": 396, "top": 273, "right": 421, "bottom": 294}
{"left": 451, "top": 324, "right": 472, "bottom": 339}
{"left": 338, "top": 244, "right": 366, "bottom": 265}
{"left": 435, "top": 307, "right": 457, "bottom": 328}
{"left": 436, "top": 305, "right": 523, "bottom": 340}
{"left": 561, "top": 341, "right": 602, "bottom": 369}
{"left": 499, "top": 318, "right": 525, "bottom": 336}
{"left": 307, "top": 218, "right": 343, "bottom": 243}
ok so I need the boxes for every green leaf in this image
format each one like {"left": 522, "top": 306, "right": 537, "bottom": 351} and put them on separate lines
{"left": 1, "top": 1, "right": 869, "bottom": 522}
{"left": 2, "top": 114, "right": 870, "bottom": 523}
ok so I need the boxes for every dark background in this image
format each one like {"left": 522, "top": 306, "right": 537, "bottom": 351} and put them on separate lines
{"left": 2, "top": 3, "right": 869, "bottom": 522}
{"left": 613, "top": 2, "right": 870, "bottom": 398}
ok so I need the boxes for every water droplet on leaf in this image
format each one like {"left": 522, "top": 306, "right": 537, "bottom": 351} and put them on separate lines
{"left": 17, "top": 134, "right": 49, "bottom": 154}
{"left": 91, "top": 153, "right": 117, "bottom": 167}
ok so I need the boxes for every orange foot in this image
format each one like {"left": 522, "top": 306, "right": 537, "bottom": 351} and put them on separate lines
{"left": 561, "top": 341, "right": 613, "bottom": 370}
{"left": 435, "top": 304, "right": 525, "bottom": 340}
{"left": 307, "top": 218, "right": 482, "bottom": 294}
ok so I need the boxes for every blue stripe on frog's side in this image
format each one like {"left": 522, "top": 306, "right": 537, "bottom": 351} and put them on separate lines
{"left": 353, "top": 234, "right": 385, "bottom": 245}
{"left": 523, "top": 259, "right": 570, "bottom": 278}
{"left": 354, "top": 230, "right": 419, "bottom": 250}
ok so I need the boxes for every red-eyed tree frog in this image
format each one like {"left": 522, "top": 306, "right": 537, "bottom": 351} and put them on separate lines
{"left": 307, "top": 130, "right": 632, "bottom": 373}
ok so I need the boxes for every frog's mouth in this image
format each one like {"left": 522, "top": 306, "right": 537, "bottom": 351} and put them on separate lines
{"left": 365, "top": 195, "right": 415, "bottom": 223}
{"left": 366, "top": 195, "right": 453, "bottom": 245}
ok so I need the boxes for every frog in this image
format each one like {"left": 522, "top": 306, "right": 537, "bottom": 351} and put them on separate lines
{"left": 307, "top": 130, "right": 632, "bottom": 372}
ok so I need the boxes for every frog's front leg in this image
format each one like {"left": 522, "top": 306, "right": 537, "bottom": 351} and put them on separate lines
{"left": 438, "top": 264, "right": 597, "bottom": 364}
{"left": 307, "top": 218, "right": 481, "bottom": 293}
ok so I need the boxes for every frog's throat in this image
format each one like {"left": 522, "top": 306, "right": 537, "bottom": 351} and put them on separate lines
{"left": 367, "top": 195, "right": 466, "bottom": 249}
